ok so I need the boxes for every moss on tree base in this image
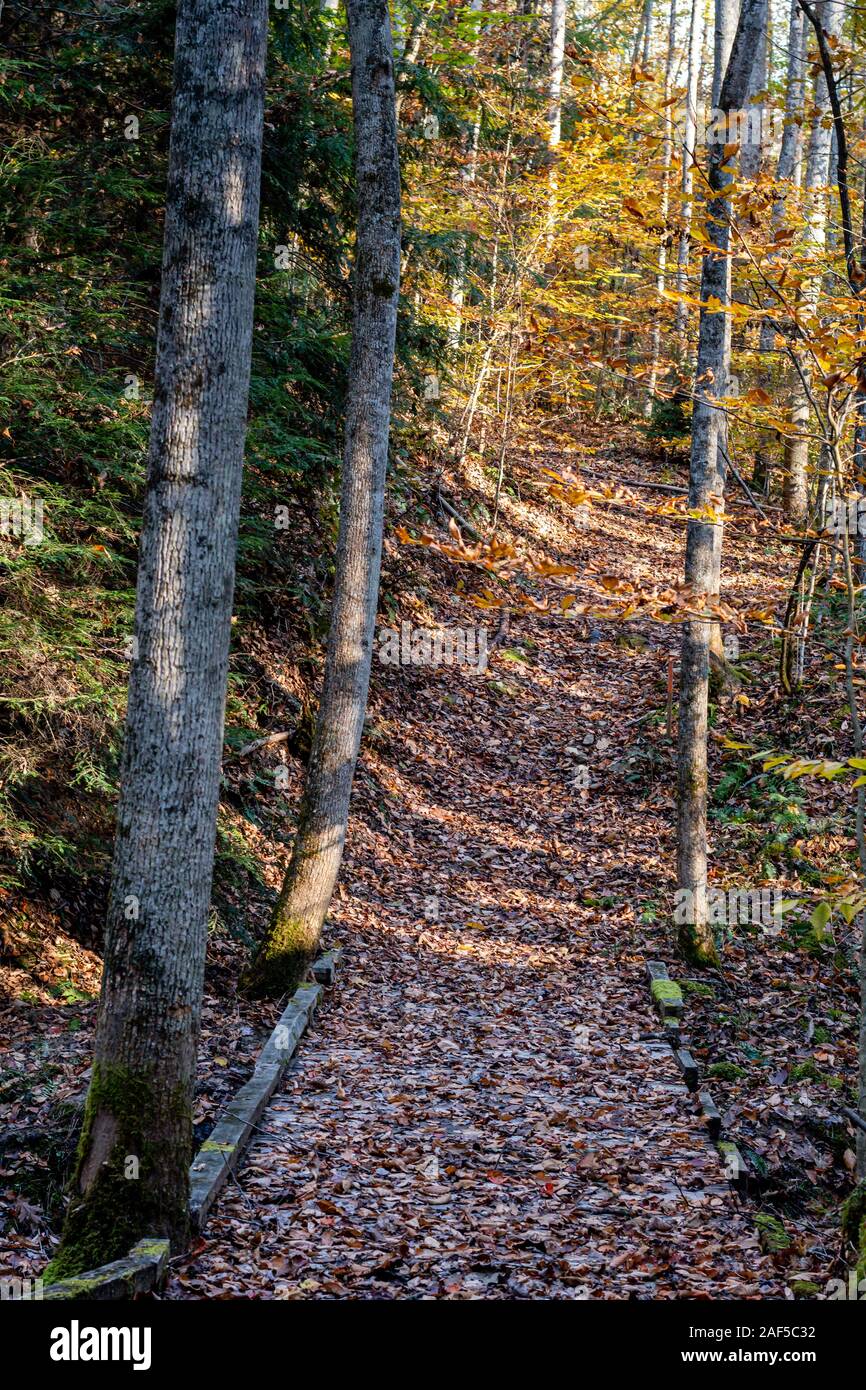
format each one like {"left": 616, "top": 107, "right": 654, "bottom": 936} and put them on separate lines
{"left": 46, "top": 1061, "right": 191, "bottom": 1280}
{"left": 242, "top": 909, "right": 321, "bottom": 999}
{"left": 678, "top": 921, "right": 720, "bottom": 968}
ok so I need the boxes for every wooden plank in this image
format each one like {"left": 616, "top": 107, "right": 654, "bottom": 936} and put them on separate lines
{"left": 188, "top": 1066, "right": 282, "bottom": 1227}
{"left": 674, "top": 1048, "right": 699, "bottom": 1091}
{"left": 718, "top": 1140, "right": 747, "bottom": 1188}
{"left": 188, "top": 978, "right": 323, "bottom": 1229}
{"left": 699, "top": 1089, "right": 722, "bottom": 1140}
{"left": 42, "top": 1239, "right": 169, "bottom": 1301}
{"left": 312, "top": 949, "right": 341, "bottom": 985}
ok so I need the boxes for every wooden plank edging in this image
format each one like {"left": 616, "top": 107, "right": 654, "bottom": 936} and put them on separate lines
{"left": 37, "top": 953, "right": 338, "bottom": 1300}
{"left": 188, "top": 978, "right": 323, "bottom": 1228}
{"left": 643, "top": 957, "right": 745, "bottom": 1188}
{"left": 42, "top": 1238, "right": 169, "bottom": 1301}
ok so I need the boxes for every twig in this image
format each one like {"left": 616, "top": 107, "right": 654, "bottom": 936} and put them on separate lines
{"left": 437, "top": 490, "right": 482, "bottom": 540}
{"left": 232, "top": 730, "right": 293, "bottom": 758}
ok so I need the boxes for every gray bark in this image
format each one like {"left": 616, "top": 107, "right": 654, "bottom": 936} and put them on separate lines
{"left": 674, "top": 0, "right": 705, "bottom": 340}
{"left": 642, "top": 0, "right": 655, "bottom": 66}
{"left": 784, "top": 0, "right": 843, "bottom": 524}
{"left": 645, "top": 0, "right": 678, "bottom": 414}
{"left": 780, "top": 0, "right": 807, "bottom": 188}
{"left": 47, "top": 0, "right": 268, "bottom": 1277}
{"left": 545, "top": 0, "right": 568, "bottom": 258}
{"left": 448, "top": 0, "right": 484, "bottom": 347}
{"left": 395, "top": 0, "right": 437, "bottom": 121}
{"left": 630, "top": 5, "right": 644, "bottom": 67}
{"left": 740, "top": 0, "right": 768, "bottom": 180}
{"left": 245, "top": 0, "right": 401, "bottom": 996}
{"left": 753, "top": 0, "right": 806, "bottom": 491}
{"left": 677, "top": 0, "right": 768, "bottom": 965}
{"left": 712, "top": 0, "right": 737, "bottom": 109}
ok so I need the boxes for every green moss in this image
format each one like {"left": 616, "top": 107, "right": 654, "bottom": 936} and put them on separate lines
{"left": 651, "top": 978, "right": 683, "bottom": 1009}
{"left": 243, "top": 905, "right": 321, "bottom": 998}
{"left": 45, "top": 1060, "right": 191, "bottom": 1281}
{"left": 678, "top": 920, "right": 720, "bottom": 968}
{"left": 842, "top": 1182, "right": 866, "bottom": 1281}
{"left": 790, "top": 1059, "right": 821, "bottom": 1082}
{"left": 707, "top": 1061, "right": 746, "bottom": 1081}
{"left": 131, "top": 1238, "right": 169, "bottom": 1260}
{"left": 756, "top": 1212, "right": 791, "bottom": 1253}
{"left": 790, "top": 1280, "right": 820, "bottom": 1297}
{"left": 44, "top": 1273, "right": 104, "bottom": 1294}
{"left": 681, "top": 979, "right": 715, "bottom": 998}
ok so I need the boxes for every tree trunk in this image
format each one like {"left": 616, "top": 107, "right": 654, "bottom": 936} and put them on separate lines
{"left": 641, "top": 0, "right": 654, "bottom": 66}
{"left": 739, "top": 0, "right": 768, "bottom": 181}
{"left": 625, "top": 0, "right": 647, "bottom": 68}
{"left": 674, "top": 0, "right": 705, "bottom": 342}
{"left": 544, "top": 0, "right": 567, "bottom": 260}
{"left": 394, "top": 0, "right": 437, "bottom": 121}
{"left": 753, "top": 0, "right": 806, "bottom": 493}
{"left": 677, "top": 0, "right": 767, "bottom": 967}
{"left": 784, "top": 0, "right": 843, "bottom": 525}
{"left": 244, "top": 0, "right": 401, "bottom": 998}
{"left": 46, "top": 0, "right": 268, "bottom": 1278}
{"left": 711, "top": 0, "right": 736, "bottom": 109}
{"left": 645, "top": 0, "right": 677, "bottom": 415}
{"left": 447, "top": 0, "right": 484, "bottom": 348}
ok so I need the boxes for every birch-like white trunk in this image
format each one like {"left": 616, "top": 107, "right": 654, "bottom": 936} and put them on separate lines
{"left": 674, "top": 0, "right": 705, "bottom": 341}
{"left": 544, "top": 0, "right": 567, "bottom": 259}
{"left": 754, "top": 0, "right": 806, "bottom": 490}
{"left": 739, "top": 0, "right": 768, "bottom": 179}
{"left": 784, "top": 0, "right": 843, "bottom": 523}
{"left": 645, "top": 0, "right": 678, "bottom": 414}
{"left": 448, "top": 0, "right": 484, "bottom": 349}
{"left": 394, "top": 0, "right": 437, "bottom": 121}
{"left": 642, "top": 0, "right": 655, "bottom": 65}
{"left": 47, "top": 0, "right": 268, "bottom": 1277}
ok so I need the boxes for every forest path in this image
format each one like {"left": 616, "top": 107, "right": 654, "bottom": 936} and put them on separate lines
{"left": 172, "top": 450, "right": 785, "bottom": 1300}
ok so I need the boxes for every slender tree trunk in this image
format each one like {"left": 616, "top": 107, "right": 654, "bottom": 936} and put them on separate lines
{"left": 784, "top": 0, "right": 842, "bottom": 524}
{"left": 631, "top": 0, "right": 653, "bottom": 66}
{"left": 645, "top": 0, "right": 677, "bottom": 415}
{"left": 544, "top": 0, "right": 567, "bottom": 260}
{"left": 711, "top": 0, "right": 736, "bottom": 108}
{"left": 740, "top": 0, "right": 768, "bottom": 180}
{"left": 244, "top": 0, "right": 401, "bottom": 997}
{"left": 394, "top": 0, "right": 437, "bottom": 120}
{"left": 641, "top": 0, "right": 655, "bottom": 65}
{"left": 448, "top": 0, "right": 483, "bottom": 348}
{"left": 674, "top": 0, "right": 705, "bottom": 341}
{"left": 753, "top": 0, "right": 806, "bottom": 491}
{"left": 677, "top": 0, "right": 767, "bottom": 967}
{"left": 780, "top": 0, "right": 806, "bottom": 192}
{"left": 46, "top": 0, "right": 268, "bottom": 1278}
